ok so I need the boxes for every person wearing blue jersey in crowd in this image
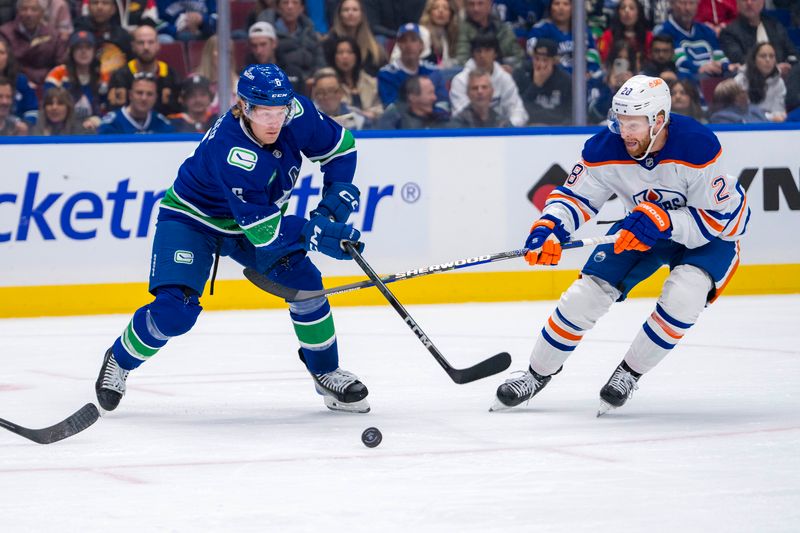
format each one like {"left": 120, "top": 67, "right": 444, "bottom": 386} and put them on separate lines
{"left": 491, "top": 75, "right": 750, "bottom": 415}
{"left": 95, "top": 64, "right": 371, "bottom": 414}
{"left": 526, "top": 0, "right": 601, "bottom": 76}
{"left": 97, "top": 71, "right": 174, "bottom": 134}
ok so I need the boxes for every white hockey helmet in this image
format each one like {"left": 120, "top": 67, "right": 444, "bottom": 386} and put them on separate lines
{"left": 608, "top": 75, "right": 671, "bottom": 133}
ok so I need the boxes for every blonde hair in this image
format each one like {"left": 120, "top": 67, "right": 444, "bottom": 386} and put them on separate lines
{"left": 419, "top": 0, "right": 460, "bottom": 58}
{"left": 196, "top": 36, "right": 238, "bottom": 83}
{"left": 331, "top": 0, "right": 385, "bottom": 68}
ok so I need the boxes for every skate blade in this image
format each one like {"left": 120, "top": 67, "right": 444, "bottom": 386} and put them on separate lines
{"left": 596, "top": 400, "right": 615, "bottom": 418}
{"left": 489, "top": 397, "right": 514, "bottom": 412}
{"left": 323, "top": 396, "right": 370, "bottom": 414}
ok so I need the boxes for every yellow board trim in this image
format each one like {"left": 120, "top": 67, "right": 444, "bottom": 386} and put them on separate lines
{"left": 1, "top": 264, "right": 799, "bottom": 318}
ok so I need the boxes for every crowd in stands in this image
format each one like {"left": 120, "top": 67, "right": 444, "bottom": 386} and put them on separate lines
{"left": 1, "top": 0, "right": 799, "bottom": 137}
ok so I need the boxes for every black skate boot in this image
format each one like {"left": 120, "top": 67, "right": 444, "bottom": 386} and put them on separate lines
{"left": 299, "top": 349, "right": 369, "bottom": 413}
{"left": 490, "top": 366, "right": 558, "bottom": 411}
{"left": 597, "top": 361, "right": 641, "bottom": 417}
{"left": 95, "top": 347, "right": 130, "bottom": 411}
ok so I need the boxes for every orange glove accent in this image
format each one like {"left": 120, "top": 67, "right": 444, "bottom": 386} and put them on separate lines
{"left": 525, "top": 238, "right": 563, "bottom": 266}
{"left": 614, "top": 202, "right": 672, "bottom": 254}
{"left": 633, "top": 202, "right": 671, "bottom": 231}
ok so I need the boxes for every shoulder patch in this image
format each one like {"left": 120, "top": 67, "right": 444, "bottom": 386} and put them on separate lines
{"left": 227, "top": 147, "right": 258, "bottom": 171}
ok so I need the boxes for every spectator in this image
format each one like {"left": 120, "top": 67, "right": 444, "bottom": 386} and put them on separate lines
{"left": 719, "top": 0, "right": 798, "bottom": 76}
{"left": 192, "top": 35, "right": 238, "bottom": 115}
{"left": 108, "top": 23, "right": 181, "bottom": 115}
{"left": 30, "top": 86, "right": 91, "bottom": 134}
{"left": 669, "top": 78, "right": 705, "bottom": 120}
{"left": 527, "top": 0, "right": 601, "bottom": 75}
{"left": 654, "top": 0, "right": 729, "bottom": 80}
{"left": 0, "top": 0, "right": 67, "bottom": 86}
{"left": 451, "top": 68, "right": 512, "bottom": 127}
{"left": 514, "top": 36, "right": 570, "bottom": 124}
{"left": 324, "top": 0, "right": 386, "bottom": 76}
{"left": 362, "top": 0, "right": 426, "bottom": 41}
{"left": 168, "top": 74, "right": 216, "bottom": 132}
{"left": 43, "top": 0, "right": 73, "bottom": 41}
{"left": 734, "top": 41, "right": 786, "bottom": 122}
{"left": 449, "top": 34, "right": 528, "bottom": 125}
{"left": 696, "top": 0, "right": 737, "bottom": 35}
{"left": 245, "top": 21, "right": 278, "bottom": 65}
{"left": 419, "top": 0, "right": 460, "bottom": 68}
{"left": 326, "top": 35, "right": 382, "bottom": 119}
{"left": 155, "top": 0, "right": 216, "bottom": 41}
{"left": 494, "top": 0, "right": 547, "bottom": 37}
{"left": 640, "top": 33, "right": 678, "bottom": 78}
{"left": 0, "top": 75, "right": 28, "bottom": 134}
{"left": 588, "top": 40, "right": 637, "bottom": 123}
{"left": 73, "top": 0, "right": 132, "bottom": 75}
{"left": 246, "top": 0, "right": 276, "bottom": 29}
{"left": 786, "top": 62, "right": 799, "bottom": 112}
{"left": 44, "top": 29, "right": 109, "bottom": 131}
{"left": 708, "top": 76, "right": 767, "bottom": 122}
{"left": 310, "top": 66, "right": 367, "bottom": 129}
{"left": 597, "top": 0, "right": 652, "bottom": 64}
{"left": 457, "top": 0, "right": 524, "bottom": 70}
{"left": 99, "top": 71, "right": 173, "bottom": 133}
{"left": 374, "top": 74, "right": 451, "bottom": 128}
{"left": 0, "top": 35, "right": 37, "bottom": 123}
{"left": 377, "top": 23, "right": 449, "bottom": 113}
{"left": 256, "top": 0, "right": 325, "bottom": 92}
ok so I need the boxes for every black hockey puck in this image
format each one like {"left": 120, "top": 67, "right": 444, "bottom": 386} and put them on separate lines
{"left": 361, "top": 427, "right": 382, "bottom": 448}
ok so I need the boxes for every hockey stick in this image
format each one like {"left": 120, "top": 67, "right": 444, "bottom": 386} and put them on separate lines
{"left": 343, "top": 241, "right": 511, "bottom": 384}
{"left": 244, "top": 233, "right": 619, "bottom": 302}
{"left": 0, "top": 403, "right": 100, "bottom": 445}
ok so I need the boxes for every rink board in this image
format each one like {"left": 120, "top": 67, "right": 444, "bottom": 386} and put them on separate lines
{"left": 1, "top": 125, "right": 799, "bottom": 317}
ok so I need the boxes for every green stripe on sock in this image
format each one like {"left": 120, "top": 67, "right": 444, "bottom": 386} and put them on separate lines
{"left": 121, "top": 320, "right": 159, "bottom": 360}
{"left": 292, "top": 312, "right": 336, "bottom": 348}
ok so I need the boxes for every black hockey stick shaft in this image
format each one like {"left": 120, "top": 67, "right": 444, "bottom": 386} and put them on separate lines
{"left": 344, "top": 242, "right": 511, "bottom": 384}
{"left": 0, "top": 403, "right": 100, "bottom": 445}
{"left": 244, "top": 233, "right": 619, "bottom": 302}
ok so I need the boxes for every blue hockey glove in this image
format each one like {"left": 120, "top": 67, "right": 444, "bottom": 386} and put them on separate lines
{"left": 310, "top": 182, "right": 360, "bottom": 223}
{"left": 615, "top": 201, "right": 672, "bottom": 254}
{"left": 523, "top": 214, "right": 570, "bottom": 266}
{"left": 301, "top": 215, "right": 364, "bottom": 260}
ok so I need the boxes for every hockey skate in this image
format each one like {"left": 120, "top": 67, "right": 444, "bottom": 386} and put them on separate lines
{"left": 95, "top": 347, "right": 130, "bottom": 412}
{"left": 310, "top": 367, "right": 370, "bottom": 413}
{"left": 490, "top": 367, "right": 555, "bottom": 412}
{"left": 597, "top": 361, "right": 641, "bottom": 417}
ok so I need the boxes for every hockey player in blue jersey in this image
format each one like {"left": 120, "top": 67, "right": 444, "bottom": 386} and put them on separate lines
{"left": 491, "top": 75, "right": 750, "bottom": 415}
{"left": 95, "top": 64, "right": 371, "bottom": 414}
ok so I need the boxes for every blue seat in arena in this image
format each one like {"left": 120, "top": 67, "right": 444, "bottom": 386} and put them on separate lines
{"left": 764, "top": 9, "right": 791, "bottom": 28}
{"left": 789, "top": 28, "right": 800, "bottom": 50}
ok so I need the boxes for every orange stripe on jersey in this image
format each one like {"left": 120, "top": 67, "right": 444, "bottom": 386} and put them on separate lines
{"left": 660, "top": 148, "right": 723, "bottom": 169}
{"left": 651, "top": 313, "right": 683, "bottom": 339}
{"left": 547, "top": 194, "right": 591, "bottom": 221}
{"left": 548, "top": 317, "right": 583, "bottom": 342}
{"left": 583, "top": 159, "right": 637, "bottom": 167}
{"left": 726, "top": 195, "right": 748, "bottom": 236}
{"left": 698, "top": 209, "right": 726, "bottom": 233}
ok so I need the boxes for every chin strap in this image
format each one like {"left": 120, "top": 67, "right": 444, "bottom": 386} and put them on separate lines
{"left": 632, "top": 120, "right": 667, "bottom": 161}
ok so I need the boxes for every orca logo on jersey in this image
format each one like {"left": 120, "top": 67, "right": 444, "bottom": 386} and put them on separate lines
{"left": 632, "top": 188, "right": 686, "bottom": 211}
{"left": 227, "top": 147, "right": 258, "bottom": 171}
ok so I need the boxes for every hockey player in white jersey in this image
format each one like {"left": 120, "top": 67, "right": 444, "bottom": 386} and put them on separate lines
{"left": 492, "top": 75, "right": 750, "bottom": 415}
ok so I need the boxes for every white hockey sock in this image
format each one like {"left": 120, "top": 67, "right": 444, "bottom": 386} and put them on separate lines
{"left": 531, "top": 275, "right": 619, "bottom": 376}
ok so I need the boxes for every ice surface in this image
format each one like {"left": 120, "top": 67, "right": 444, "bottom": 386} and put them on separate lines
{"left": 1, "top": 295, "right": 799, "bottom": 532}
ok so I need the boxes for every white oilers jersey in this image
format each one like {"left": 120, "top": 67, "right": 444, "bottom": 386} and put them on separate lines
{"left": 541, "top": 114, "right": 750, "bottom": 249}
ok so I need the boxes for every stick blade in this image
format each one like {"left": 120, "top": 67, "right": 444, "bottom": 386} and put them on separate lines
{"left": 448, "top": 352, "right": 512, "bottom": 384}
{"left": 243, "top": 267, "right": 299, "bottom": 300}
{"left": 0, "top": 403, "right": 100, "bottom": 445}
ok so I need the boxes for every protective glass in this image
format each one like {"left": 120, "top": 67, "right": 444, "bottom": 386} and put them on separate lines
{"left": 243, "top": 102, "right": 291, "bottom": 126}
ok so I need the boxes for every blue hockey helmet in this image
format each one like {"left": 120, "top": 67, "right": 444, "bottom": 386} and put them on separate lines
{"left": 237, "top": 64, "right": 295, "bottom": 107}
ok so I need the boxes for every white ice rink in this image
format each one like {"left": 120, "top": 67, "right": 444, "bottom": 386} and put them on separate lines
{"left": 1, "top": 295, "right": 799, "bottom": 532}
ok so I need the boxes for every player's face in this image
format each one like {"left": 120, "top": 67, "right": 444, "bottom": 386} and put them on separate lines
{"left": 244, "top": 102, "right": 290, "bottom": 144}
{"left": 617, "top": 115, "right": 652, "bottom": 157}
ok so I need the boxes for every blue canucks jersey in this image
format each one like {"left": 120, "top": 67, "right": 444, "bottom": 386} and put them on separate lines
{"left": 159, "top": 95, "right": 357, "bottom": 248}
{"left": 98, "top": 108, "right": 174, "bottom": 134}
{"left": 654, "top": 16, "right": 729, "bottom": 77}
